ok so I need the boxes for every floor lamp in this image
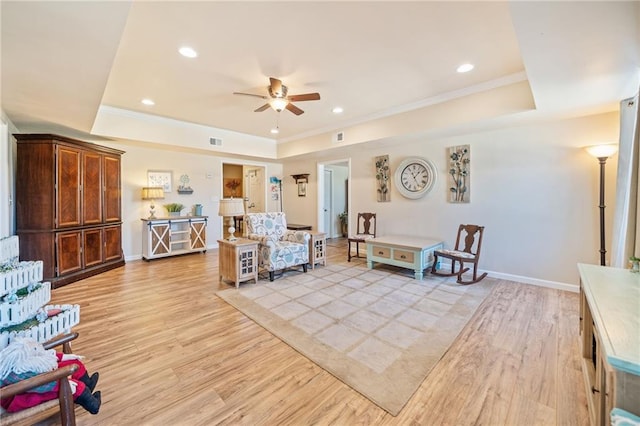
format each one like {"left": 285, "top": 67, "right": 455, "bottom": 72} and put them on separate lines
{"left": 585, "top": 144, "right": 619, "bottom": 266}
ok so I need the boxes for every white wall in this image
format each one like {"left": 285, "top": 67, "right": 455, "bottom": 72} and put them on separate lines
{"left": 100, "top": 141, "right": 282, "bottom": 260}
{"left": 282, "top": 112, "right": 620, "bottom": 288}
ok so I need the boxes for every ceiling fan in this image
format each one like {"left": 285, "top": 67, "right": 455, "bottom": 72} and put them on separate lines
{"left": 233, "top": 77, "right": 320, "bottom": 116}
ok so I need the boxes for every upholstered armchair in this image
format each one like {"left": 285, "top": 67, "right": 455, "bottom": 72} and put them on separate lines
{"left": 245, "top": 212, "right": 310, "bottom": 281}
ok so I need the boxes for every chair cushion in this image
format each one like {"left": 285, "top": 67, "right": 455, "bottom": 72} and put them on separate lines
{"left": 348, "top": 234, "right": 374, "bottom": 241}
{"left": 437, "top": 249, "right": 476, "bottom": 259}
{"left": 260, "top": 240, "right": 309, "bottom": 271}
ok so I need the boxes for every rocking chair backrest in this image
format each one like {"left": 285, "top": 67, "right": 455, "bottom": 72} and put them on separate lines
{"left": 454, "top": 224, "right": 484, "bottom": 256}
{"left": 357, "top": 213, "right": 377, "bottom": 237}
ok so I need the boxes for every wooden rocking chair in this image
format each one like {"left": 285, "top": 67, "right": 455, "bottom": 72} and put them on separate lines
{"left": 0, "top": 333, "right": 80, "bottom": 426}
{"left": 431, "top": 224, "right": 487, "bottom": 284}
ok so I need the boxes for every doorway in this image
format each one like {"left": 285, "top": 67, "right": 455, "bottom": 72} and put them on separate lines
{"left": 222, "top": 162, "right": 266, "bottom": 238}
{"left": 317, "top": 159, "right": 350, "bottom": 238}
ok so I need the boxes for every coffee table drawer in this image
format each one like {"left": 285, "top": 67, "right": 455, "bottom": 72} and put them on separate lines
{"left": 394, "top": 249, "right": 414, "bottom": 263}
{"left": 371, "top": 245, "right": 391, "bottom": 258}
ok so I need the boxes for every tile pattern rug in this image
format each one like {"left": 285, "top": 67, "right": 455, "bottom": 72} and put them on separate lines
{"left": 217, "top": 262, "right": 495, "bottom": 415}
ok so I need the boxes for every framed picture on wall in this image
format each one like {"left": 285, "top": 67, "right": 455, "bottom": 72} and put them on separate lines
{"left": 298, "top": 182, "right": 307, "bottom": 197}
{"left": 148, "top": 170, "right": 173, "bottom": 193}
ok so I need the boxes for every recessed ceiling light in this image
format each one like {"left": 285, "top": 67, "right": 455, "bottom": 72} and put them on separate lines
{"left": 179, "top": 46, "right": 198, "bottom": 58}
{"left": 141, "top": 98, "right": 155, "bottom": 106}
{"left": 332, "top": 106, "right": 344, "bottom": 114}
{"left": 457, "top": 63, "right": 474, "bottom": 73}
{"left": 270, "top": 128, "right": 279, "bottom": 134}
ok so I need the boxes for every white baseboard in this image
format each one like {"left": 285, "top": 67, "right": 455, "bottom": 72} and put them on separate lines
{"left": 436, "top": 261, "right": 578, "bottom": 293}
{"left": 484, "top": 270, "right": 579, "bottom": 293}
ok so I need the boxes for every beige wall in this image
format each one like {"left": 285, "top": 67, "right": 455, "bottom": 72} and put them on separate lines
{"left": 1, "top": 107, "right": 620, "bottom": 288}
{"left": 98, "top": 142, "right": 282, "bottom": 259}
{"left": 281, "top": 112, "right": 620, "bottom": 288}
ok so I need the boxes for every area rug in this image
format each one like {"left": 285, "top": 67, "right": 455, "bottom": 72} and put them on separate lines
{"left": 217, "top": 262, "right": 495, "bottom": 415}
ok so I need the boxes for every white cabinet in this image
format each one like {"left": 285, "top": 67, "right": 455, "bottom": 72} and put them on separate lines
{"left": 578, "top": 263, "right": 640, "bottom": 426}
{"left": 142, "top": 216, "right": 207, "bottom": 260}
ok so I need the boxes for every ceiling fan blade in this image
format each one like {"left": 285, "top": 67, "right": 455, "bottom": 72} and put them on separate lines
{"left": 287, "top": 93, "right": 321, "bottom": 102}
{"left": 269, "top": 77, "right": 284, "bottom": 97}
{"left": 254, "top": 103, "right": 270, "bottom": 112}
{"left": 234, "top": 92, "right": 268, "bottom": 99}
{"left": 286, "top": 103, "right": 304, "bottom": 115}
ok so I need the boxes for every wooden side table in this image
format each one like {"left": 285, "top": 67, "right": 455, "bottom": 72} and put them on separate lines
{"left": 218, "top": 238, "right": 259, "bottom": 288}
{"left": 308, "top": 231, "right": 327, "bottom": 269}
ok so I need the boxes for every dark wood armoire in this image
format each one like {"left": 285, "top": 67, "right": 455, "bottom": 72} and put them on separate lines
{"left": 15, "top": 134, "right": 125, "bottom": 288}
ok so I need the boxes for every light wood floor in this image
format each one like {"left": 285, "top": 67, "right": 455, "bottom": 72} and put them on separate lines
{"left": 42, "top": 239, "right": 588, "bottom": 425}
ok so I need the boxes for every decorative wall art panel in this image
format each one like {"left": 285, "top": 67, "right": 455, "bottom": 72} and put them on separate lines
{"left": 375, "top": 155, "right": 391, "bottom": 202}
{"left": 148, "top": 170, "right": 173, "bottom": 193}
{"left": 448, "top": 145, "right": 470, "bottom": 203}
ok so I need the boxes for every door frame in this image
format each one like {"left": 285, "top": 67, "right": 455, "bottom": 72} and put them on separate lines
{"left": 221, "top": 160, "right": 268, "bottom": 238}
{"left": 0, "top": 119, "right": 10, "bottom": 238}
{"left": 316, "top": 158, "right": 351, "bottom": 237}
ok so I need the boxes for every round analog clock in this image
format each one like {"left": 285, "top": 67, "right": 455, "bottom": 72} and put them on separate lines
{"left": 394, "top": 157, "right": 437, "bottom": 199}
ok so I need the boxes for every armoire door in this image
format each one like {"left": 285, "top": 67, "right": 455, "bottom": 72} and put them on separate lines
{"left": 82, "top": 151, "right": 103, "bottom": 225}
{"left": 83, "top": 228, "right": 103, "bottom": 267}
{"left": 56, "top": 230, "right": 82, "bottom": 276}
{"left": 104, "top": 225, "right": 123, "bottom": 262}
{"left": 56, "top": 146, "right": 81, "bottom": 228}
{"left": 103, "top": 155, "right": 121, "bottom": 222}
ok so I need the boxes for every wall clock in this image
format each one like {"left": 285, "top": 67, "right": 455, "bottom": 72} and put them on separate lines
{"left": 394, "top": 157, "right": 437, "bottom": 199}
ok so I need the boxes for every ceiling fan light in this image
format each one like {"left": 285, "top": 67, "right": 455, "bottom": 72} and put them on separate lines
{"left": 270, "top": 98, "right": 289, "bottom": 112}
{"left": 270, "top": 128, "right": 279, "bottom": 134}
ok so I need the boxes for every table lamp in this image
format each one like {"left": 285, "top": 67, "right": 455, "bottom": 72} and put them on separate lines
{"left": 218, "top": 198, "right": 245, "bottom": 240}
{"left": 141, "top": 186, "right": 165, "bottom": 219}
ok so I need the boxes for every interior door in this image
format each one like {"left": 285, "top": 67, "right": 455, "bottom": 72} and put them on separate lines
{"left": 324, "top": 169, "right": 333, "bottom": 237}
{"left": 245, "top": 167, "right": 265, "bottom": 213}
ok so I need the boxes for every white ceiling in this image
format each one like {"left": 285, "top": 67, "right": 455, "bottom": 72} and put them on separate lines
{"left": 2, "top": 1, "right": 639, "bottom": 149}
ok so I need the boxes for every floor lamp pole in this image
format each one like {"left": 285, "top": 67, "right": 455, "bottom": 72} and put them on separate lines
{"left": 585, "top": 143, "right": 618, "bottom": 267}
{"left": 597, "top": 157, "right": 607, "bottom": 266}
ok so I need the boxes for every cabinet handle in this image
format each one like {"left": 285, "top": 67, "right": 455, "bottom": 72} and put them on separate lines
{"left": 591, "top": 386, "right": 600, "bottom": 394}
{"left": 400, "top": 255, "right": 406, "bottom": 259}
{"left": 378, "top": 251, "right": 383, "bottom": 255}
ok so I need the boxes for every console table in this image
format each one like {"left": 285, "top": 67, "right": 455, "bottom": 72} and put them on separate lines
{"left": 366, "top": 235, "right": 443, "bottom": 279}
{"left": 578, "top": 263, "right": 640, "bottom": 425}
{"left": 142, "top": 216, "right": 207, "bottom": 260}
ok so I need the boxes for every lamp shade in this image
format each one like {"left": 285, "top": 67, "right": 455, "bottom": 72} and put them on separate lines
{"left": 585, "top": 144, "right": 618, "bottom": 159}
{"left": 141, "top": 187, "right": 164, "bottom": 200}
{"left": 270, "top": 98, "right": 289, "bottom": 112}
{"left": 218, "top": 198, "right": 245, "bottom": 217}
